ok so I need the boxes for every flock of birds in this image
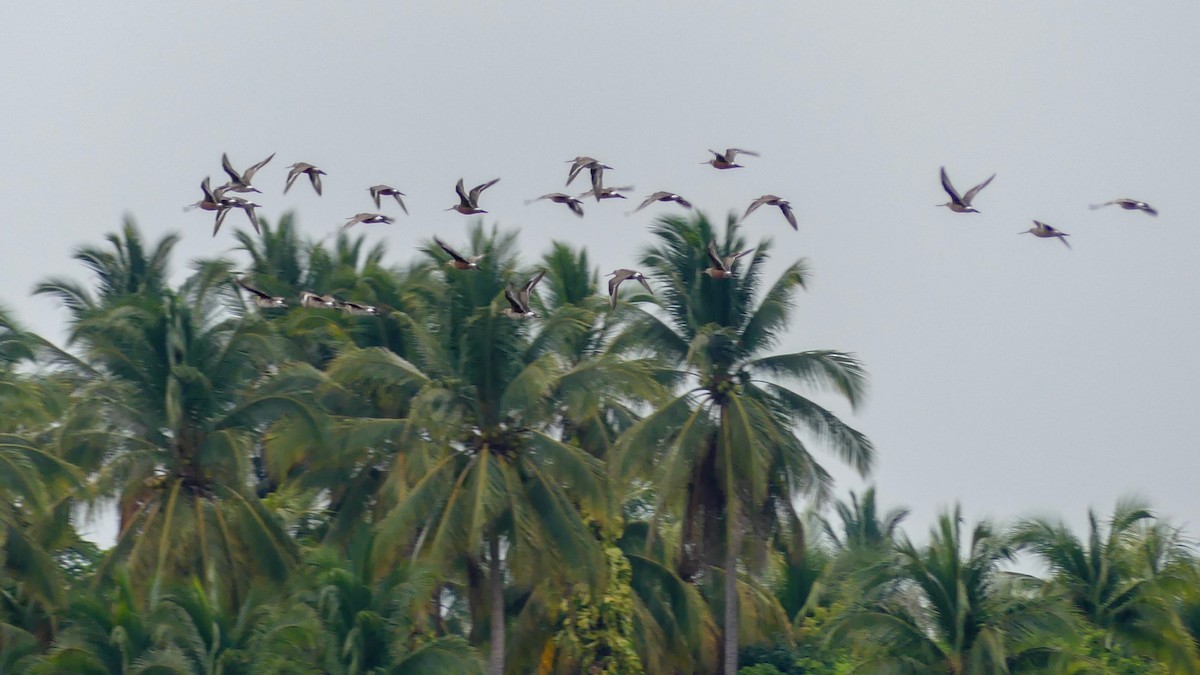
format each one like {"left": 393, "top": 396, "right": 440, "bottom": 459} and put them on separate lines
{"left": 937, "top": 166, "right": 1158, "bottom": 248}
{"left": 187, "top": 151, "right": 1158, "bottom": 318}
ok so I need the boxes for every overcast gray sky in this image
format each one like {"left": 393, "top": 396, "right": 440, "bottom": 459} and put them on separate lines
{"left": 4, "top": 3, "right": 1198, "bottom": 546}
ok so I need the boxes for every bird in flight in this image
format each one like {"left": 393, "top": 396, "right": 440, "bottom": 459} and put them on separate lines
{"left": 185, "top": 176, "right": 227, "bottom": 212}
{"left": 213, "top": 195, "right": 261, "bottom": 236}
{"left": 448, "top": 178, "right": 500, "bottom": 215}
{"left": 938, "top": 166, "right": 995, "bottom": 213}
{"left": 285, "top": 162, "right": 326, "bottom": 196}
{"left": 632, "top": 191, "right": 693, "bottom": 213}
{"left": 704, "top": 241, "right": 754, "bottom": 279}
{"left": 342, "top": 213, "right": 395, "bottom": 229}
{"left": 369, "top": 185, "right": 408, "bottom": 213}
{"left": 235, "top": 278, "right": 287, "bottom": 308}
{"left": 742, "top": 194, "right": 797, "bottom": 231}
{"left": 526, "top": 193, "right": 585, "bottom": 217}
{"left": 577, "top": 185, "right": 633, "bottom": 201}
{"left": 434, "top": 236, "right": 485, "bottom": 270}
{"left": 1090, "top": 199, "right": 1157, "bottom": 216}
{"left": 1021, "top": 220, "right": 1071, "bottom": 248}
{"left": 606, "top": 268, "right": 654, "bottom": 309}
{"left": 299, "top": 291, "right": 338, "bottom": 308}
{"left": 220, "top": 152, "right": 274, "bottom": 194}
{"left": 704, "top": 148, "right": 759, "bottom": 169}
{"left": 503, "top": 270, "right": 546, "bottom": 319}
{"left": 338, "top": 299, "right": 380, "bottom": 316}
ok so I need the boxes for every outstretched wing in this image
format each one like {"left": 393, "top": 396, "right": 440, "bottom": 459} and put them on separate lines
{"left": 434, "top": 236, "right": 468, "bottom": 263}
{"left": 779, "top": 203, "right": 798, "bottom": 231}
{"left": 504, "top": 287, "right": 526, "bottom": 313}
{"left": 469, "top": 178, "right": 500, "bottom": 204}
{"left": 939, "top": 166, "right": 962, "bottom": 204}
{"left": 962, "top": 173, "right": 995, "bottom": 204}
{"left": 221, "top": 153, "right": 243, "bottom": 183}
{"left": 706, "top": 241, "right": 727, "bottom": 271}
{"left": 243, "top": 152, "right": 275, "bottom": 181}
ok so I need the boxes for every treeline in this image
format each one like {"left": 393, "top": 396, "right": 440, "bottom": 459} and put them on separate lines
{"left": 0, "top": 212, "right": 1194, "bottom": 674}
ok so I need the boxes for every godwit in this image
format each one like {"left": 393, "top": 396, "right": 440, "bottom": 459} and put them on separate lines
{"left": 605, "top": 269, "right": 654, "bottom": 309}
{"left": 704, "top": 148, "right": 759, "bottom": 169}
{"left": 526, "top": 193, "right": 584, "bottom": 217}
{"left": 342, "top": 213, "right": 395, "bottom": 229}
{"left": 299, "top": 291, "right": 337, "bottom": 308}
{"left": 337, "top": 299, "right": 380, "bottom": 316}
{"left": 220, "top": 152, "right": 274, "bottom": 193}
{"left": 285, "top": 162, "right": 326, "bottom": 196}
{"left": 566, "top": 156, "right": 611, "bottom": 185}
{"left": 185, "top": 177, "right": 227, "bottom": 212}
{"left": 632, "top": 191, "right": 692, "bottom": 213}
{"left": 503, "top": 270, "right": 546, "bottom": 319}
{"left": 448, "top": 178, "right": 500, "bottom": 215}
{"left": 1090, "top": 199, "right": 1157, "bottom": 216}
{"left": 938, "top": 166, "right": 995, "bottom": 213}
{"left": 213, "top": 195, "right": 261, "bottom": 236}
{"left": 704, "top": 241, "right": 754, "bottom": 279}
{"left": 742, "top": 194, "right": 797, "bottom": 231}
{"left": 577, "top": 185, "right": 633, "bottom": 201}
{"left": 434, "top": 236, "right": 485, "bottom": 270}
{"left": 369, "top": 185, "right": 408, "bottom": 213}
{"left": 1021, "top": 221, "right": 1071, "bottom": 248}
{"left": 235, "top": 278, "right": 286, "bottom": 308}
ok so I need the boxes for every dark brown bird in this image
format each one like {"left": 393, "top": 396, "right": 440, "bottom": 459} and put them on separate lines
{"left": 235, "top": 278, "right": 286, "bottom": 308}
{"left": 369, "top": 185, "right": 408, "bottom": 213}
{"left": 503, "top": 270, "right": 546, "bottom": 319}
{"left": 743, "top": 195, "right": 798, "bottom": 231}
{"left": 285, "top": 162, "right": 326, "bottom": 196}
{"left": 605, "top": 268, "right": 654, "bottom": 309}
{"left": 526, "top": 193, "right": 584, "bottom": 217}
{"left": 1021, "top": 220, "right": 1071, "bottom": 249}
{"left": 704, "top": 241, "right": 754, "bottom": 279}
{"left": 632, "top": 191, "right": 692, "bottom": 213}
{"left": 434, "top": 236, "right": 485, "bottom": 270}
{"left": 1090, "top": 199, "right": 1157, "bottom": 216}
{"left": 220, "top": 152, "right": 274, "bottom": 193}
{"left": 704, "top": 148, "right": 759, "bottom": 169}
{"left": 448, "top": 178, "right": 500, "bottom": 215}
{"left": 938, "top": 166, "right": 994, "bottom": 213}
{"left": 342, "top": 213, "right": 395, "bottom": 229}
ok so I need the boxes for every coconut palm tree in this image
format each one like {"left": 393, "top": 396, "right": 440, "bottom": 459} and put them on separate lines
{"left": 832, "top": 505, "right": 1080, "bottom": 673}
{"left": 612, "top": 213, "right": 874, "bottom": 673}
{"left": 328, "top": 223, "right": 614, "bottom": 675}
{"left": 1013, "top": 498, "right": 1200, "bottom": 669}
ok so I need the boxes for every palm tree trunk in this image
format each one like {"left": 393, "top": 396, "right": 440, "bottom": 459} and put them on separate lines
{"left": 488, "top": 531, "right": 505, "bottom": 675}
{"left": 723, "top": 518, "right": 741, "bottom": 675}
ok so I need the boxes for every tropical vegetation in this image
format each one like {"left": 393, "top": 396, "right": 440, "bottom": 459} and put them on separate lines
{"left": 0, "top": 211, "right": 1195, "bottom": 674}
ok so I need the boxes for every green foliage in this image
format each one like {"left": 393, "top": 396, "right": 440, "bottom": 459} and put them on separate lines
{"left": 0, "top": 213, "right": 1197, "bottom": 674}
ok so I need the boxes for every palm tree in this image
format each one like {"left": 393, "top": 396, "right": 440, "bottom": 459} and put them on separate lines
{"left": 1013, "top": 498, "right": 1200, "bottom": 669}
{"left": 34, "top": 225, "right": 321, "bottom": 607}
{"left": 833, "top": 505, "right": 1079, "bottom": 673}
{"left": 613, "top": 213, "right": 874, "bottom": 673}
{"left": 328, "top": 223, "right": 615, "bottom": 674}
{"left": 821, "top": 487, "right": 909, "bottom": 555}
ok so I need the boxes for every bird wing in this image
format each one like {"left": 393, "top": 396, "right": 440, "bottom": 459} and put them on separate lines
{"left": 727, "top": 148, "right": 758, "bottom": 159}
{"left": 310, "top": 171, "right": 323, "bottom": 196}
{"left": 779, "top": 202, "right": 798, "bottom": 231}
{"left": 1142, "top": 204, "right": 1158, "bottom": 216}
{"left": 213, "top": 207, "right": 229, "bottom": 237}
{"left": 674, "top": 195, "right": 693, "bottom": 209}
{"left": 370, "top": 186, "right": 382, "bottom": 209}
{"left": 469, "top": 178, "right": 500, "bottom": 205}
{"left": 236, "top": 278, "right": 272, "bottom": 300}
{"left": 392, "top": 192, "right": 408, "bottom": 214}
{"left": 221, "top": 153, "right": 243, "bottom": 184}
{"left": 607, "top": 275, "right": 626, "bottom": 308}
{"left": 434, "top": 236, "right": 468, "bottom": 263}
{"left": 588, "top": 164, "right": 605, "bottom": 201}
{"left": 201, "top": 176, "right": 216, "bottom": 202}
{"left": 634, "top": 193, "right": 667, "bottom": 212}
{"left": 243, "top": 204, "right": 260, "bottom": 233}
{"left": 504, "top": 287, "right": 526, "bottom": 313}
{"left": 743, "top": 195, "right": 772, "bottom": 220}
{"left": 454, "top": 178, "right": 469, "bottom": 205}
{"left": 962, "top": 173, "right": 995, "bottom": 204}
{"left": 522, "top": 269, "right": 547, "bottom": 297}
{"left": 567, "top": 199, "right": 584, "bottom": 217}
{"left": 726, "top": 248, "right": 755, "bottom": 267}
{"left": 635, "top": 273, "right": 654, "bottom": 296}
{"left": 343, "top": 214, "right": 367, "bottom": 229}
{"left": 706, "top": 241, "right": 728, "bottom": 271}
{"left": 939, "top": 166, "right": 963, "bottom": 204}
{"left": 242, "top": 152, "right": 274, "bottom": 182}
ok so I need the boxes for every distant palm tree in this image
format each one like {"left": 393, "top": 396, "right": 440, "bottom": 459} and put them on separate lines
{"left": 821, "top": 486, "right": 909, "bottom": 554}
{"left": 613, "top": 213, "right": 873, "bottom": 674}
{"left": 833, "top": 505, "right": 1079, "bottom": 673}
{"left": 1013, "top": 498, "right": 1200, "bottom": 669}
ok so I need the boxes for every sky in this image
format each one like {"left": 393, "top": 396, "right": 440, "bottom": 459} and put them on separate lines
{"left": 3, "top": 3, "right": 1198, "bottom": 547}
